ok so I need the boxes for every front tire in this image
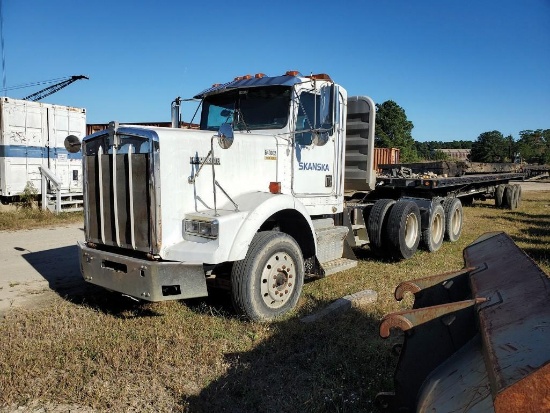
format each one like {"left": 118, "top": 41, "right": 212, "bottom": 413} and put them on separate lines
{"left": 231, "top": 231, "right": 304, "bottom": 321}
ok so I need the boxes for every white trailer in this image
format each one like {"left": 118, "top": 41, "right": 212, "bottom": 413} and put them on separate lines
{"left": 0, "top": 97, "right": 86, "bottom": 200}
{"left": 78, "top": 71, "right": 522, "bottom": 321}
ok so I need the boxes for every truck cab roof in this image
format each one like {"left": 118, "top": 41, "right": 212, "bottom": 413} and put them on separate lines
{"left": 193, "top": 71, "right": 332, "bottom": 99}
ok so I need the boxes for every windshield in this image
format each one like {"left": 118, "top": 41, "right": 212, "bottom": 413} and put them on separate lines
{"left": 200, "top": 86, "right": 291, "bottom": 131}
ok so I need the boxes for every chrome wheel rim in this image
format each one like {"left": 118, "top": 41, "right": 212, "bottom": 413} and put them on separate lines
{"left": 260, "top": 252, "right": 296, "bottom": 309}
{"left": 404, "top": 213, "right": 419, "bottom": 248}
{"left": 432, "top": 213, "right": 444, "bottom": 243}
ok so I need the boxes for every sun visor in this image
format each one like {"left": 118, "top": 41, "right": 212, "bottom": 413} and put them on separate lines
{"left": 194, "top": 75, "right": 303, "bottom": 99}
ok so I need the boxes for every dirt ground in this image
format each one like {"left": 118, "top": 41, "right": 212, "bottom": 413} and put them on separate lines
{"left": 0, "top": 181, "right": 548, "bottom": 412}
{"left": 0, "top": 181, "right": 549, "bottom": 318}
{"left": 0, "top": 222, "right": 85, "bottom": 317}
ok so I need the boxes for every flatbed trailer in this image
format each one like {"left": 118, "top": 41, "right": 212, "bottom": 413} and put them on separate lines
{"left": 341, "top": 170, "right": 525, "bottom": 261}
{"left": 374, "top": 172, "right": 524, "bottom": 200}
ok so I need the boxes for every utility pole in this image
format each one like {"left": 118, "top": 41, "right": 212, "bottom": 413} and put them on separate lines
{"left": 0, "top": 0, "right": 6, "bottom": 91}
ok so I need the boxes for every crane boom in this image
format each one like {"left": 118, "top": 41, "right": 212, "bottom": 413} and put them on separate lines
{"left": 23, "top": 75, "right": 88, "bottom": 101}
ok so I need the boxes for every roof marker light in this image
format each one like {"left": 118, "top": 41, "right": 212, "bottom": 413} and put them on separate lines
{"left": 308, "top": 73, "right": 332, "bottom": 81}
{"left": 285, "top": 70, "right": 300, "bottom": 77}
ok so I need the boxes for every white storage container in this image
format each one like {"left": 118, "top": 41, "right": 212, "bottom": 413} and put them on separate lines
{"left": 0, "top": 97, "right": 86, "bottom": 197}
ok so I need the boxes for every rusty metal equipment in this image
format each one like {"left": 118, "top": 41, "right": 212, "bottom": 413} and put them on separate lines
{"left": 376, "top": 232, "right": 550, "bottom": 412}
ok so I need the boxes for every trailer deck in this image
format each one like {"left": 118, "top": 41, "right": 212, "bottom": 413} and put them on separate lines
{"left": 376, "top": 172, "right": 524, "bottom": 190}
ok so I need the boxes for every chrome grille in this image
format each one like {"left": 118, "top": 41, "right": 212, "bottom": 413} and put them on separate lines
{"left": 83, "top": 127, "right": 159, "bottom": 254}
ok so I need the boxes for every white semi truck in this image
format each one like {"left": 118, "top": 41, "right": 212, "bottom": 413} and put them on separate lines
{"left": 77, "top": 71, "right": 523, "bottom": 320}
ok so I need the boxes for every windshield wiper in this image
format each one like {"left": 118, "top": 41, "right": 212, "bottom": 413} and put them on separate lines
{"left": 234, "top": 107, "right": 250, "bottom": 133}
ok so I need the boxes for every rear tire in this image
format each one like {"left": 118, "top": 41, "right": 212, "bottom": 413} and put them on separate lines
{"left": 504, "top": 184, "right": 516, "bottom": 210}
{"left": 495, "top": 184, "right": 505, "bottom": 208}
{"left": 513, "top": 184, "right": 522, "bottom": 208}
{"left": 386, "top": 200, "right": 421, "bottom": 260}
{"left": 421, "top": 203, "right": 445, "bottom": 252}
{"left": 443, "top": 197, "right": 463, "bottom": 242}
{"left": 231, "top": 231, "right": 304, "bottom": 321}
{"left": 367, "top": 199, "right": 396, "bottom": 255}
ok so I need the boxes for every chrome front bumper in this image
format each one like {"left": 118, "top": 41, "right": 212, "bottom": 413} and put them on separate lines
{"left": 78, "top": 241, "right": 208, "bottom": 301}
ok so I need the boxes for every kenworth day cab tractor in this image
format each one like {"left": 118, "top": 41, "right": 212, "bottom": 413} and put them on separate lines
{"left": 76, "top": 71, "right": 523, "bottom": 321}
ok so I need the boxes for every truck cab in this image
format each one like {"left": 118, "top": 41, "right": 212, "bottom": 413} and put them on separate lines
{"left": 195, "top": 71, "right": 346, "bottom": 213}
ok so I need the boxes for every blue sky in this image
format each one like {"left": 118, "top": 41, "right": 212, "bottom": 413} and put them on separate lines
{"left": 1, "top": 0, "right": 548, "bottom": 142}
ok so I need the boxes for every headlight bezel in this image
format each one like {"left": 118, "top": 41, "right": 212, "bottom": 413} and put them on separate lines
{"left": 184, "top": 218, "right": 219, "bottom": 239}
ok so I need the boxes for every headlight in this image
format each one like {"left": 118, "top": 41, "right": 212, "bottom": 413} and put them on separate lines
{"left": 184, "top": 219, "right": 219, "bottom": 239}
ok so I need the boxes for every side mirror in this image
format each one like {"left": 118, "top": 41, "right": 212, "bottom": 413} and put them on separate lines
{"left": 217, "top": 123, "right": 234, "bottom": 149}
{"left": 64, "top": 135, "right": 82, "bottom": 153}
{"left": 311, "top": 84, "right": 334, "bottom": 147}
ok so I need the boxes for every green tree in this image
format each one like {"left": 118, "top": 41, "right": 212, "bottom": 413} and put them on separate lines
{"left": 517, "top": 129, "right": 550, "bottom": 164}
{"left": 470, "top": 131, "right": 510, "bottom": 162}
{"left": 432, "top": 149, "right": 451, "bottom": 160}
{"left": 375, "top": 100, "right": 418, "bottom": 162}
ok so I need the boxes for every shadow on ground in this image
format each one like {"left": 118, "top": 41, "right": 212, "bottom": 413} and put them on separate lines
{"left": 183, "top": 307, "right": 398, "bottom": 413}
{"left": 20, "top": 245, "right": 164, "bottom": 317}
{"left": 501, "top": 211, "right": 550, "bottom": 265}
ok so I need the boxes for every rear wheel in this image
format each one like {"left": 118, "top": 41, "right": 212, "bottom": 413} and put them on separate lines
{"left": 495, "top": 184, "right": 505, "bottom": 208}
{"left": 421, "top": 203, "right": 445, "bottom": 252}
{"left": 504, "top": 184, "right": 516, "bottom": 210}
{"left": 231, "top": 231, "right": 304, "bottom": 321}
{"left": 443, "top": 197, "right": 463, "bottom": 242}
{"left": 386, "top": 200, "right": 421, "bottom": 260}
{"left": 367, "top": 199, "right": 396, "bottom": 256}
{"left": 513, "top": 184, "right": 522, "bottom": 208}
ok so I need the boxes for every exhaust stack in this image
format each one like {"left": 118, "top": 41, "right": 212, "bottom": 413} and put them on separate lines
{"left": 171, "top": 97, "right": 181, "bottom": 128}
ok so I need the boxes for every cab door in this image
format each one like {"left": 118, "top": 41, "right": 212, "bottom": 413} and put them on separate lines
{"left": 291, "top": 85, "right": 336, "bottom": 196}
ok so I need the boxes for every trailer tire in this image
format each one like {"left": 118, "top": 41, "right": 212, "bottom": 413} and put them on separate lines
{"left": 386, "top": 200, "right": 421, "bottom": 260}
{"left": 514, "top": 184, "right": 522, "bottom": 208}
{"left": 495, "top": 184, "right": 505, "bottom": 208}
{"left": 231, "top": 231, "right": 304, "bottom": 321}
{"left": 421, "top": 203, "right": 445, "bottom": 252}
{"left": 443, "top": 197, "right": 463, "bottom": 242}
{"left": 504, "top": 184, "right": 516, "bottom": 210}
{"left": 367, "top": 199, "right": 396, "bottom": 255}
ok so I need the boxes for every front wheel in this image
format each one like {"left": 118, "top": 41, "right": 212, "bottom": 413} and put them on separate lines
{"left": 231, "top": 231, "right": 304, "bottom": 321}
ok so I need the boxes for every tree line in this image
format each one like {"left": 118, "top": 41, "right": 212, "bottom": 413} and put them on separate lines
{"left": 375, "top": 100, "right": 549, "bottom": 164}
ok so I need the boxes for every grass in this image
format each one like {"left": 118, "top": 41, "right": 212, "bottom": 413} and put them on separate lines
{"left": 0, "top": 191, "right": 549, "bottom": 412}
{"left": 0, "top": 208, "right": 83, "bottom": 231}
